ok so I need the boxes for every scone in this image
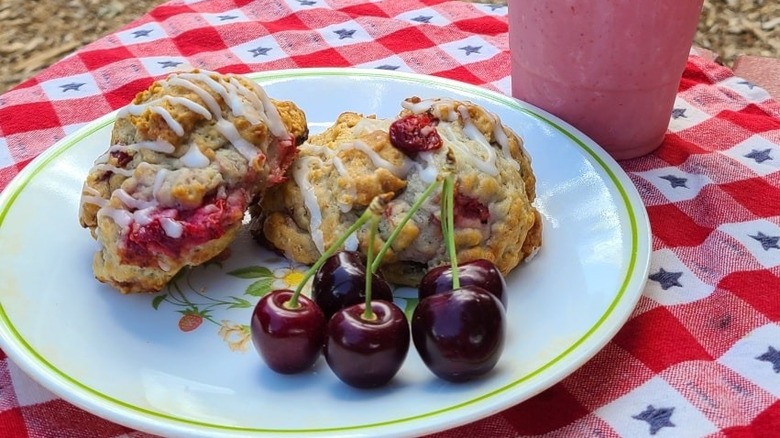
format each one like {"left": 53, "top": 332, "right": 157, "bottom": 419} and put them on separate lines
{"left": 252, "top": 97, "right": 541, "bottom": 286}
{"left": 79, "top": 70, "right": 308, "bottom": 293}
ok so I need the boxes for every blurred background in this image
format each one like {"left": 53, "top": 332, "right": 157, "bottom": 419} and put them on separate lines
{"left": 0, "top": 0, "right": 778, "bottom": 94}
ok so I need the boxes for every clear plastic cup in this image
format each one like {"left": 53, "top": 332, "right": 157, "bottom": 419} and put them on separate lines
{"left": 509, "top": 0, "right": 704, "bottom": 160}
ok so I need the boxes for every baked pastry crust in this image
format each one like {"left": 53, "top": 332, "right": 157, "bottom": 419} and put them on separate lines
{"left": 252, "top": 97, "right": 541, "bottom": 286}
{"left": 79, "top": 70, "right": 308, "bottom": 293}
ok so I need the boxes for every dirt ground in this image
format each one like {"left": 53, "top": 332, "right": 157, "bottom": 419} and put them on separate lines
{"left": 0, "top": 0, "right": 778, "bottom": 94}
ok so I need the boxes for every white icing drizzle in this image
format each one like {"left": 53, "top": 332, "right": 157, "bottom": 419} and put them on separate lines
{"left": 152, "top": 107, "right": 185, "bottom": 137}
{"left": 152, "top": 168, "right": 170, "bottom": 199}
{"left": 216, "top": 119, "right": 258, "bottom": 163}
{"left": 456, "top": 105, "right": 499, "bottom": 176}
{"left": 80, "top": 195, "right": 107, "bottom": 208}
{"left": 82, "top": 185, "right": 101, "bottom": 196}
{"left": 88, "top": 69, "right": 296, "bottom": 238}
{"left": 166, "top": 76, "right": 222, "bottom": 116}
{"left": 416, "top": 151, "right": 439, "bottom": 183}
{"left": 115, "top": 189, "right": 156, "bottom": 210}
{"left": 91, "top": 164, "right": 134, "bottom": 177}
{"left": 97, "top": 207, "right": 132, "bottom": 228}
{"left": 118, "top": 96, "right": 212, "bottom": 121}
{"left": 292, "top": 156, "right": 325, "bottom": 254}
{"left": 160, "top": 217, "right": 184, "bottom": 238}
{"left": 180, "top": 143, "right": 210, "bottom": 168}
{"left": 489, "top": 111, "right": 521, "bottom": 169}
{"left": 113, "top": 140, "right": 176, "bottom": 154}
{"left": 352, "top": 118, "right": 393, "bottom": 136}
{"left": 341, "top": 141, "right": 413, "bottom": 178}
{"left": 290, "top": 150, "right": 360, "bottom": 252}
{"left": 242, "top": 79, "right": 290, "bottom": 139}
{"left": 132, "top": 206, "right": 156, "bottom": 226}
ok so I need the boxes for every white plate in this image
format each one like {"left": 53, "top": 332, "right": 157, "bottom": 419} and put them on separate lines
{"left": 0, "top": 68, "right": 650, "bottom": 437}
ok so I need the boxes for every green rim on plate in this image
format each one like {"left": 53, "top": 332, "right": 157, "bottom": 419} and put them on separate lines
{"left": 0, "top": 68, "right": 641, "bottom": 434}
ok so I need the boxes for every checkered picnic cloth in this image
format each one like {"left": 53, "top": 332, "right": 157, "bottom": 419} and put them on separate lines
{"left": 0, "top": 0, "right": 779, "bottom": 436}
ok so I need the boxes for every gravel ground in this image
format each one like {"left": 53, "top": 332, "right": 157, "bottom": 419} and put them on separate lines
{"left": 1, "top": 0, "right": 778, "bottom": 94}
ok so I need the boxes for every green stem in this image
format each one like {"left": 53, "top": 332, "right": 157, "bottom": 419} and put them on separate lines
{"left": 369, "top": 177, "right": 443, "bottom": 274}
{"left": 443, "top": 173, "right": 459, "bottom": 289}
{"left": 285, "top": 207, "right": 377, "bottom": 309}
{"left": 362, "top": 215, "right": 381, "bottom": 321}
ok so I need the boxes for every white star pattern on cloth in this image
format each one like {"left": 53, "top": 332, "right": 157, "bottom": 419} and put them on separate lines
{"left": 356, "top": 55, "right": 413, "bottom": 72}
{"left": 634, "top": 166, "right": 713, "bottom": 203}
{"left": 718, "top": 76, "right": 772, "bottom": 102}
{"left": 201, "top": 9, "right": 250, "bottom": 26}
{"left": 632, "top": 405, "right": 676, "bottom": 435}
{"left": 643, "top": 249, "right": 715, "bottom": 306}
{"left": 718, "top": 219, "right": 780, "bottom": 268}
{"left": 756, "top": 346, "right": 780, "bottom": 373}
{"left": 723, "top": 134, "right": 780, "bottom": 177}
{"left": 395, "top": 7, "right": 451, "bottom": 26}
{"left": 473, "top": 3, "right": 507, "bottom": 15}
{"left": 40, "top": 73, "right": 100, "bottom": 101}
{"left": 668, "top": 96, "right": 710, "bottom": 133}
{"left": 230, "top": 35, "right": 287, "bottom": 64}
{"left": 140, "top": 57, "right": 192, "bottom": 76}
{"left": 116, "top": 22, "right": 167, "bottom": 45}
{"left": 719, "top": 324, "right": 780, "bottom": 398}
{"left": 595, "top": 377, "right": 718, "bottom": 437}
{"left": 284, "top": 0, "right": 319, "bottom": 11}
{"left": 317, "top": 20, "right": 371, "bottom": 47}
{"left": 440, "top": 36, "right": 500, "bottom": 64}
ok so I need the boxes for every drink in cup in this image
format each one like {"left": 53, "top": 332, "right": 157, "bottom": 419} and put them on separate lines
{"left": 509, "top": 0, "right": 705, "bottom": 160}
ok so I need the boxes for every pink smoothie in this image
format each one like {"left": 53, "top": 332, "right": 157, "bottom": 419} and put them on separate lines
{"left": 509, "top": 0, "right": 704, "bottom": 159}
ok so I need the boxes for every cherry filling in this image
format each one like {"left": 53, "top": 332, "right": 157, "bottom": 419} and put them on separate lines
{"left": 121, "top": 194, "right": 246, "bottom": 267}
{"left": 453, "top": 192, "right": 490, "bottom": 228}
{"left": 389, "top": 113, "right": 442, "bottom": 156}
{"left": 268, "top": 134, "right": 302, "bottom": 186}
{"left": 110, "top": 150, "right": 133, "bottom": 168}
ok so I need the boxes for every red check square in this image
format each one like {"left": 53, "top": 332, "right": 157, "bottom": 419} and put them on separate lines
{"left": 647, "top": 203, "right": 715, "bottom": 248}
{"left": 612, "top": 307, "right": 713, "bottom": 373}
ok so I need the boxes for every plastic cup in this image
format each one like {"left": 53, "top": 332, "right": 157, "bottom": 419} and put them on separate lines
{"left": 509, "top": 0, "right": 704, "bottom": 160}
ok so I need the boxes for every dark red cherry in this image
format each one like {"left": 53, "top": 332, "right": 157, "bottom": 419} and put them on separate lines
{"left": 418, "top": 259, "right": 508, "bottom": 309}
{"left": 324, "top": 300, "right": 410, "bottom": 388}
{"left": 251, "top": 289, "right": 326, "bottom": 374}
{"left": 411, "top": 286, "right": 505, "bottom": 382}
{"left": 389, "top": 113, "right": 442, "bottom": 155}
{"left": 312, "top": 251, "right": 394, "bottom": 320}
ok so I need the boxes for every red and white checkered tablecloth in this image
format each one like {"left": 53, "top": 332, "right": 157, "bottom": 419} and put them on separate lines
{"left": 1, "top": 0, "right": 779, "bottom": 436}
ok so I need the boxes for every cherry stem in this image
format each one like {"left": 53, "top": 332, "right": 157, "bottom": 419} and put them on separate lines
{"left": 369, "top": 177, "right": 444, "bottom": 274}
{"left": 442, "top": 173, "right": 459, "bottom": 289}
{"left": 362, "top": 214, "right": 381, "bottom": 321}
{"left": 285, "top": 201, "right": 382, "bottom": 310}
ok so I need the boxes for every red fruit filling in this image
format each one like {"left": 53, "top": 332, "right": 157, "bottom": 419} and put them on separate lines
{"left": 110, "top": 150, "right": 133, "bottom": 168}
{"left": 268, "top": 135, "right": 300, "bottom": 186}
{"left": 453, "top": 192, "right": 490, "bottom": 228}
{"left": 389, "top": 113, "right": 442, "bottom": 155}
{"left": 121, "top": 193, "right": 246, "bottom": 267}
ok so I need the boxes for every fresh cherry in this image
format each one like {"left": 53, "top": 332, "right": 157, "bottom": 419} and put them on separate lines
{"left": 251, "top": 289, "right": 326, "bottom": 374}
{"left": 411, "top": 286, "right": 505, "bottom": 382}
{"left": 312, "top": 251, "right": 394, "bottom": 320}
{"left": 250, "top": 197, "right": 391, "bottom": 375}
{"left": 418, "top": 259, "right": 508, "bottom": 309}
{"left": 324, "top": 300, "right": 410, "bottom": 388}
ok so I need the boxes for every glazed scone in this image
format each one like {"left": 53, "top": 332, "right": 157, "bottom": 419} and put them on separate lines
{"left": 79, "top": 70, "right": 308, "bottom": 293}
{"left": 252, "top": 97, "right": 541, "bottom": 286}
